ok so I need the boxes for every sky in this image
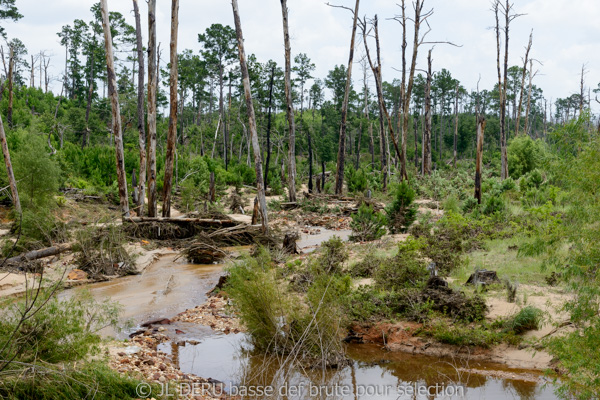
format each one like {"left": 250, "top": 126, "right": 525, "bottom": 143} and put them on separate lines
{"left": 4, "top": 0, "right": 600, "bottom": 110}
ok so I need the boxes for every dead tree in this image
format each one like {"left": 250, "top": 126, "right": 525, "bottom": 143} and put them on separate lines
{"left": 231, "top": 0, "right": 269, "bottom": 233}
{"left": 264, "top": 65, "right": 275, "bottom": 189}
{"left": 494, "top": 0, "right": 522, "bottom": 180}
{"left": 525, "top": 58, "right": 539, "bottom": 136}
{"left": 453, "top": 81, "right": 459, "bottom": 167}
{"left": 162, "top": 0, "right": 179, "bottom": 217}
{"left": 474, "top": 116, "right": 486, "bottom": 204}
{"left": 393, "top": 0, "right": 430, "bottom": 181}
{"left": 422, "top": 49, "right": 433, "bottom": 175}
{"left": 280, "top": 0, "right": 297, "bottom": 202}
{"left": 579, "top": 64, "right": 587, "bottom": 117}
{"left": 146, "top": 0, "right": 158, "bottom": 217}
{"left": 329, "top": 0, "right": 360, "bottom": 196}
{"left": 100, "top": 0, "right": 130, "bottom": 218}
{"left": 7, "top": 46, "right": 13, "bottom": 126}
{"left": 133, "top": 0, "right": 146, "bottom": 215}
{"left": 515, "top": 30, "right": 532, "bottom": 136}
{"left": 0, "top": 114, "right": 20, "bottom": 214}
{"left": 361, "top": 15, "right": 403, "bottom": 190}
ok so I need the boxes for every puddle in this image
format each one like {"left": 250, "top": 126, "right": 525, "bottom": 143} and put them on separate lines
{"left": 159, "top": 334, "right": 559, "bottom": 399}
{"left": 62, "top": 253, "right": 225, "bottom": 338}
{"left": 298, "top": 228, "right": 352, "bottom": 252}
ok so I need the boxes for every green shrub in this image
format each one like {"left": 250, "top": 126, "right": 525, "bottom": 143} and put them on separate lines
{"left": 508, "top": 135, "right": 546, "bottom": 178}
{"left": 350, "top": 204, "right": 387, "bottom": 242}
{"left": 375, "top": 237, "right": 428, "bottom": 291}
{"left": 505, "top": 306, "right": 543, "bottom": 334}
{"left": 0, "top": 289, "right": 120, "bottom": 367}
{"left": 442, "top": 194, "right": 460, "bottom": 214}
{"left": 520, "top": 169, "right": 544, "bottom": 192}
{"left": 385, "top": 181, "right": 417, "bottom": 233}
{"left": 482, "top": 194, "right": 506, "bottom": 215}
{"left": 350, "top": 251, "right": 383, "bottom": 278}
{"left": 313, "top": 236, "right": 348, "bottom": 275}
{"left": 345, "top": 166, "right": 368, "bottom": 193}
{"left": 0, "top": 361, "right": 162, "bottom": 400}
{"left": 429, "top": 321, "right": 505, "bottom": 348}
{"left": 462, "top": 197, "right": 479, "bottom": 213}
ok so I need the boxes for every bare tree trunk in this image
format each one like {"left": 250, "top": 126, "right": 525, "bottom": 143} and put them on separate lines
{"left": 83, "top": 50, "right": 94, "bottom": 148}
{"left": 398, "top": 0, "right": 428, "bottom": 182}
{"left": 264, "top": 65, "right": 275, "bottom": 188}
{"left": 133, "top": 0, "right": 146, "bottom": 215}
{"left": 162, "top": 0, "right": 179, "bottom": 217}
{"left": 280, "top": 0, "right": 297, "bottom": 202}
{"left": 453, "top": 82, "right": 459, "bottom": 167}
{"left": 422, "top": 50, "right": 433, "bottom": 176}
{"left": 100, "top": 0, "right": 130, "bottom": 218}
{"left": 232, "top": 0, "right": 269, "bottom": 233}
{"left": 414, "top": 108, "right": 419, "bottom": 168}
{"left": 7, "top": 47, "right": 14, "bottom": 127}
{"left": 334, "top": 0, "right": 360, "bottom": 196}
{"left": 146, "top": 0, "right": 158, "bottom": 217}
{"left": 515, "top": 31, "right": 532, "bottom": 136}
{"left": 0, "top": 114, "right": 20, "bottom": 214}
{"left": 525, "top": 58, "right": 534, "bottom": 136}
{"left": 579, "top": 64, "right": 586, "bottom": 117}
{"left": 474, "top": 116, "right": 486, "bottom": 204}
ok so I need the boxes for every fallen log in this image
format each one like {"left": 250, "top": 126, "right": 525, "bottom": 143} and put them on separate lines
{"left": 5, "top": 244, "right": 72, "bottom": 264}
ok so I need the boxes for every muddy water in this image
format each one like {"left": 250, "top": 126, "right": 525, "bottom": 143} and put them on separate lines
{"left": 298, "top": 228, "right": 352, "bottom": 253}
{"left": 64, "top": 253, "right": 224, "bottom": 338}
{"left": 66, "top": 230, "right": 559, "bottom": 399}
{"left": 159, "top": 333, "right": 559, "bottom": 399}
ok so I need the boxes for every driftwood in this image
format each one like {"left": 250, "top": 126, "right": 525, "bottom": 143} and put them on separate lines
{"left": 184, "top": 243, "right": 229, "bottom": 264}
{"left": 466, "top": 269, "right": 500, "bottom": 285}
{"left": 6, "top": 244, "right": 72, "bottom": 264}
{"left": 124, "top": 216, "right": 240, "bottom": 240}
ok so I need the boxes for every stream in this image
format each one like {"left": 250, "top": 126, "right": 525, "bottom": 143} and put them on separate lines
{"left": 69, "top": 228, "right": 559, "bottom": 399}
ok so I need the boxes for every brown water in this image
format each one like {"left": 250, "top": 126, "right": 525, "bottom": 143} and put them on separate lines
{"left": 158, "top": 333, "right": 559, "bottom": 399}
{"left": 64, "top": 253, "right": 224, "bottom": 338}
{"left": 65, "top": 231, "right": 559, "bottom": 399}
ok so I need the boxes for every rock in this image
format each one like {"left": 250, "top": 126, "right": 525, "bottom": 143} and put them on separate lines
{"left": 175, "top": 329, "right": 185, "bottom": 334}
{"left": 67, "top": 269, "right": 87, "bottom": 281}
{"left": 141, "top": 318, "right": 172, "bottom": 327}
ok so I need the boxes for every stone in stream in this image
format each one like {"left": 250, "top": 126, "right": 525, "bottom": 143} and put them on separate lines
{"left": 140, "top": 318, "right": 172, "bottom": 328}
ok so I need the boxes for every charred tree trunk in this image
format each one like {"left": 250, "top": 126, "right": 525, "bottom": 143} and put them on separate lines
{"left": 133, "top": 0, "right": 146, "bottom": 215}
{"left": 334, "top": 0, "right": 360, "bottom": 196}
{"left": 162, "top": 0, "right": 179, "bottom": 217}
{"left": 474, "top": 116, "right": 486, "bottom": 204}
{"left": 232, "top": 0, "right": 269, "bottom": 233}
{"left": 280, "top": 0, "right": 297, "bottom": 203}
{"left": 146, "top": 0, "right": 158, "bottom": 217}
{"left": 100, "top": 0, "right": 130, "bottom": 218}
{"left": 0, "top": 114, "right": 20, "bottom": 214}
{"left": 422, "top": 50, "right": 433, "bottom": 176}
{"left": 264, "top": 65, "right": 275, "bottom": 189}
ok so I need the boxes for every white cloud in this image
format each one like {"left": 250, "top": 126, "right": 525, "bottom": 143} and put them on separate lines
{"left": 3, "top": 0, "right": 600, "bottom": 108}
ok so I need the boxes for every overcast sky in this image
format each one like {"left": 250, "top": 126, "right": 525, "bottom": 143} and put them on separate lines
{"left": 4, "top": 0, "right": 600, "bottom": 109}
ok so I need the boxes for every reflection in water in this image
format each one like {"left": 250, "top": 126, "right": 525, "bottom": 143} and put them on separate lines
{"left": 159, "top": 333, "right": 559, "bottom": 400}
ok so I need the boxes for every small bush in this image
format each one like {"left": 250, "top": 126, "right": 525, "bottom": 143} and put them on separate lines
{"left": 462, "top": 197, "right": 479, "bottom": 213}
{"left": 313, "top": 236, "right": 348, "bottom": 275}
{"left": 482, "top": 194, "right": 506, "bottom": 215}
{"left": 349, "top": 251, "right": 383, "bottom": 278}
{"left": 375, "top": 237, "right": 428, "bottom": 291}
{"left": 350, "top": 204, "right": 387, "bottom": 242}
{"left": 505, "top": 306, "right": 543, "bottom": 334}
{"left": 346, "top": 166, "right": 368, "bottom": 193}
{"left": 386, "top": 182, "right": 417, "bottom": 233}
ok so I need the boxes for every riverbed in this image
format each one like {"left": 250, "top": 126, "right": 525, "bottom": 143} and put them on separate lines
{"left": 68, "top": 229, "right": 559, "bottom": 399}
